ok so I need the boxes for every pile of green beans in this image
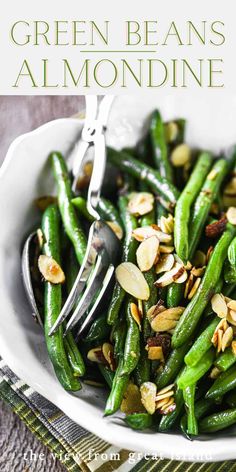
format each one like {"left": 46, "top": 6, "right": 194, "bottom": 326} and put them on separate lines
{"left": 28, "top": 110, "right": 236, "bottom": 439}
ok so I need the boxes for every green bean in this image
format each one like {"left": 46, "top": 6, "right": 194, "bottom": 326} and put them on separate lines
{"left": 71, "top": 196, "right": 94, "bottom": 222}
{"left": 104, "top": 359, "right": 129, "bottom": 416}
{"left": 206, "top": 364, "right": 236, "bottom": 399}
{"left": 188, "top": 159, "right": 228, "bottom": 260}
{"left": 167, "top": 284, "right": 184, "bottom": 309}
{"left": 180, "top": 398, "right": 215, "bottom": 436}
{"left": 107, "top": 147, "right": 179, "bottom": 205}
{"left": 64, "top": 333, "right": 85, "bottom": 377}
{"left": 214, "top": 348, "right": 236, "bottom": 372}
{"left": 177, "top": 348, "right": 215, "bottom": 389}
{"left": 155, "top": 342, "right": 190, "bottom": 389}
{"left": 125, "top": 413, "right": 153, "bottom": 430}
{"left": 85, "top": 313, "right": 110, "bottom": 343}
{"left": 134, "top": 345, "right": 150, "bottom": 386}
{"left": 150, "top": 109, "right": 173, "bottom": 182}
{"left": 225, "top": 390, "right": 236, "bottom": 408}
{"left": 107, "top": 195, "right": 138, "bottom": 326}
{"left": 199, "top": 408, "right": 236, "bottom": 433}
{"left": 98, "top": 197, "right": 123, "bottom": 229}
{"left": 172, "top": 224, "right": 236, "bottom": 348}
{"left": 65, "top": 247, "right": 79, "bottom": 293}
{"left": 119, "top": 301, "right": 140, "bottom": 376}
{"left": 42, "top": 204, "right": 81, "bottom": 391}
{"left": 224, "top": 259, "right": 236, "bottom": 284}
{"left": 184, "top": 317, "right": 219, "bottom": 367}
{"left": 183, "top": 384, "right": 198, "bottom": 435}
{"left": 98, "top": 364, "right": 115, "bottom": 389}
{"left": 50, "top": 152, "right": 87, "bottom": 265}
{"left": 174, "top": 152, "right": 212, "bottom": 263}
{"left": 112, "top": 320, "right": 126, "bottom": 360}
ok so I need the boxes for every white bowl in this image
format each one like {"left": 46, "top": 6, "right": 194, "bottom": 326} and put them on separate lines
{"left": 0, "top": 95, "right": 236, "bottom": 462}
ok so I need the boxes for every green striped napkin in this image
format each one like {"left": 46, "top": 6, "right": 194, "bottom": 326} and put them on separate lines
{"left": 0, "top": 357, "right": 234, "bottom": 472}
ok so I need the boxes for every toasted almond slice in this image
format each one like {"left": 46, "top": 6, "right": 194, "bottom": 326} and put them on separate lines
{"left": 165, "top": 121, "right": 179, "bottom": 143}
{"left": 37, "top": 228, "right": 44, "bottom": 249}
{"left": 140, "top": 382, "right": 157, "bottom": 415}
{"left": 171, "top": 144, "right": 191, "bottom": 167}
{"left": 147, "top": 346, "right": 164, "bottom": 361}
{"left": 184, "top": 273, "right": 194, "bottom": 299}
{"left": 157, "top": 383, "right": 175, "bottom": 395}
{"left": 188, "top": 277, "right": 201, "bottom": 299}
{"left": 116, "top": 262, "right": 150, "bottom": 300}
{"left": 191, "top": 266, "right": 205, "bottom": 277}
{"left": 155, "top": 263, "right": 183, "bottom": 288}
{"left": 174, "top": 268, "right": 188, "bottom": 284}
{"left": 155, "top": 254, "right": 175, "bottom": 274}
{"left": 138, "top": 299, "right": 143, "bottom": 317}
{"left": 227, "top": 300, "right": 236, "bottom": 311}
{"left": 130, "top": 302, "right": 142, "bottom": 331}
{"left": 102, "top": 343, "right": 116, "bottom": 371}
{"left": 136, "top": 235, "right": 160, "bottom": 272}
{"left": 159, "top": 245, "right": 175, "bottom": 254}
{"left": 147, "top": 304, "right": 166, "bottom": 322}
{"left": 227, "top": 207, "right": 236, "bottom": 225}
{"left": 159, "top": 214, "right": 175, "bottom": 234}
{"left": 211, "top": 293, "right": 228, "bottom": 318}
{"left": 87, "top": 346, "right": 105, "bottom": 364}
{"left": 106, "top": 221, "right": 123, "bottom": 240}
{"left": 222, "top": 327, "right": 233, "bottom": 352}
{"left": 132, "top": 226, "right": 171, "bottom": 243}
{"left": 227, "top": 310, "right": 236, "bottom": 326}
{"left": 155, "top": 263, "right": 184, "bottom": 288}
{"left": 217, "top": 329, "right": 223, "bottom": 353}
{"left": 128, "top": 192, "right": 154, "bottom": 216}
{"left": 232, "top": 340, "right": 236, "bottom": 355}
{"left": 38, "top": 255, "right": 65, "bottom": 284}
{"left": 156, "top": 390, "right": 174, "bottom": 402}
{"left": 151, "top": 307, "right": 184, "bottom": 332}
{"left": 192, "top": 250, "right": 206, "bottom": 268}
{"left": 185, "top": 261, "right": 193, "bottom": 271}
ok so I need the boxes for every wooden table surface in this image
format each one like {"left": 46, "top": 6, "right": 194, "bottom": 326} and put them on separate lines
{"left": 0, "top": 96, "right": 85, "bottom": 472}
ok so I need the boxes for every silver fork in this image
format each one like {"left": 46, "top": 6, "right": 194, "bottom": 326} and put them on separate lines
{"left": 49, "top": 95, "right": 120, "bottom": 337}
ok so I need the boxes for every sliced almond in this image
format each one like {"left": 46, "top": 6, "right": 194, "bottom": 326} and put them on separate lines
{"left": 146, "top": 304, "right": 166, "bottom": 322}
{"left": 226, "top": 207, "right": 236, "bottom": 225}
{"left": 187, "top": 277, "right": 201, "bottom": 299}
{"left": 115, "top": 262, "right": 150, "bottom": 300}
{"left": 222, "top": 327, "right": 233, "bottom": 352}
{"left": 170, "top": 144, "right": 191, "bottom": 167}
{"left": 174, "top": 268, "right": 188, "bottom": 284}
{"left": 151, "top": 307, "right": 184, "bottom": 332}
{"left": 102, "top": 343, "right": 116, "bottom": 371}
{"left": 155, "top": 263, "right": 183, "bottom": 287}
{"left": 38, "top": 255, "right": 65, "bottom": 284}
{"left": 211, "top": 293, "right": 228, "bottom": 319}
{"left": 231, "top": 340, "right": 236, "bottom": 355}
{"left": 130, "top": 302, "right": 142, "bottom": 331}
{"left": 227, "top": 310, "right": 236, "bottom": 326}
{"left": 191, "top": 266, "right": 205, "bottom": 277}
{"left": 147, "top": 346, "right": 164, "bottom": 361}
{"left": 136, "top": 235, "right": 160, "bottom": 272}
{"left": 37, "top": 228, "right": 44, "bottom": 249}
{"left": 138, "top": 299, "right": 143, "bottom": 317}
{"left": 140, "top": 382, "right": 157, "bottom": 415}
{"left": 128, "top": 192, "right": 154, "bottom": 216}
{"left": 165, "top": 121, "right": 179, "bottom": 143}
{"left": 132, "top": 225, "right": 171, "bottom": 243}
{"left": 209, "top": 367, "right": 221, "bottom": 379}
{"left": 159, "top": 245, "right": 175, "bottom": 254}
{"left": 211, "top": 318, "right": 229, "bottom": 352}
{"left": 106, "top": 221, "right": 123, "bottom": 240}
{"left": 157, "top": 384, "right": 175, "bottom": 395}
{"left": 155, "top": 254, "right": 175, "bottom": 274}
{"left": 185, "top": 261, "right": 193, "bottom": 271}
{"left": 159, "top": 214, "right": 174, "bottom": 235}
{"left": 87, "top": 346, "right": 105, "bottom": 364}
{"left": 227, "top": 300, "right": 236, "bottom": 311}
{"left": 156, "top": 390, "right": 174, "bottom": 402}
{"left": 184, "top": 273, "right": 194, "bottom": 299}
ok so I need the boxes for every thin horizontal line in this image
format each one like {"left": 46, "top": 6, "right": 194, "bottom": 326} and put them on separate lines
{"left": 80, "top": 50, "right": 156, "bottom": 53}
